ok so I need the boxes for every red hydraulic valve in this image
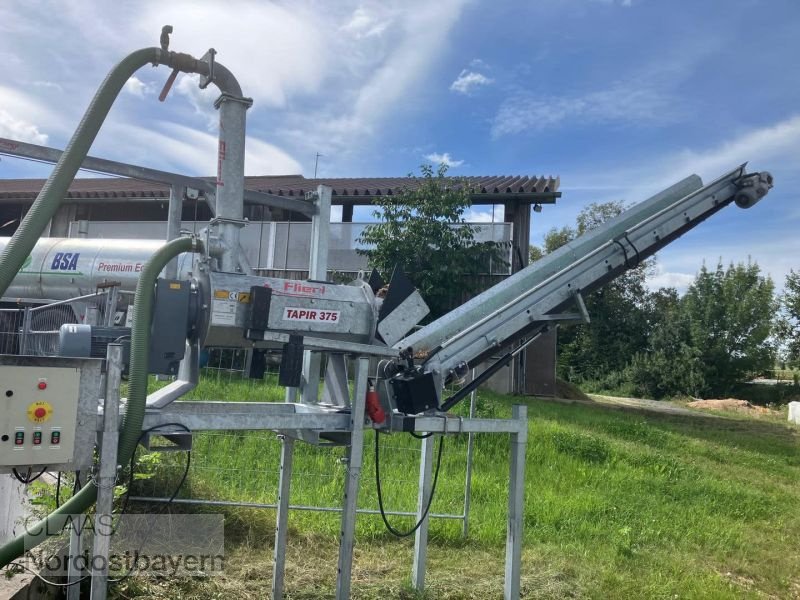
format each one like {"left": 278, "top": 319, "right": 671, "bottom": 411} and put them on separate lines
{"left": 365, "top": 379, "right": 386, "bottom": 425}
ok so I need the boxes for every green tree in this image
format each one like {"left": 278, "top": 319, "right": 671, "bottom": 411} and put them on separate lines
{"left": 682, "top": 260, "right": 777, "bottom": 395}
{"left": 357, "top": 164, "right": 506, "bottom": 318}
{"left": 777, "top": 270, "right": 800, "bottom": 367}
{"left": 629, "top": 288, "right": 706, "bottom": 398}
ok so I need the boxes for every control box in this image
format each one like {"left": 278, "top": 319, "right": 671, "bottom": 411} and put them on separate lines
{"left": 0, "top": 356, "right": 102, "bottom": 473}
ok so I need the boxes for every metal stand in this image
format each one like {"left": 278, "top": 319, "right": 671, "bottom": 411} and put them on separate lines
{"left": 90, "top": 344, "right": 123, "bottom": 599}
{"left": 66, "top": 483, "right": 85, "bottom": 600}
{"left": 299, "top": 185, "right": 332, "bottom": 406}
{"left": 504, "top": 405, "right": 527, "bottom": 600}
{"left": 135, "top": 380, "right": 529, "bottom": 598}
{"left": 335, "top": 357, "right": 369, "bottom": 600}
{"left": 411, "top": 433, "right": 435, "bottom": 592}
{"left": 462, "top": 373, "right": 478, "bottom": 538}
{"left": 272, "top": 435, "right": 294, "bottom": 600}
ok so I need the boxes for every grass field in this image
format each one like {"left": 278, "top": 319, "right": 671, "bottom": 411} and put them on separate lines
{"left": 75, "top": 376, "right": 800, "bottom": 598}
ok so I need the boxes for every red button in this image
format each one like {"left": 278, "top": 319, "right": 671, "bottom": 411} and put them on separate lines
{"left": 34, "top": 407, "right": 46, "bottom": 419}
{"left": 37, "top": 382, "right": 47, "bottom": 390}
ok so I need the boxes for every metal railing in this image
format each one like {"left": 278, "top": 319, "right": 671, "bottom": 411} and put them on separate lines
{"left": 69, "top": 220, "right": 514, "bottom": 275}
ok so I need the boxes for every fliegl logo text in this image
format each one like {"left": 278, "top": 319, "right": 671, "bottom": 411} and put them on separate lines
{"left": 50, "top": 252, "right": 80, "bottom": 271}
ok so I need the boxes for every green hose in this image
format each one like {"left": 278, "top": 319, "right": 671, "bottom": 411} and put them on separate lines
{"left": 0, "top": 236, "right": 200, "bottom": 568}
{"left": 0, "top": 46, "right": 205, "bottom": 569}
{"left": 0, "top": 48, "right": 163, "bottom": 298}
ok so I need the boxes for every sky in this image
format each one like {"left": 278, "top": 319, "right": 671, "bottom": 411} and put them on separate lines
{"left": 0, "top": 0, "right": 798, "bottom": 293}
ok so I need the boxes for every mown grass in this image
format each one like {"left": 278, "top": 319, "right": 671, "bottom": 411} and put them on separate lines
{"left": 105, "top": 375, "right": 800, "bottom": 599}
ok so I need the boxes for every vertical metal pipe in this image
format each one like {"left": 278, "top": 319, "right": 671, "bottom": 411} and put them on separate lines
{"left": 335, "top": 357, "right": 369, "bottom": 600}
{"left": 165, "top": 185, "right": 183, "bottom": 279}
{"left": 412, "top": 434, "right": 435, "bottom": 591}
{"left": 462, "top": 370, "right": 477, "bottom": 538}
{"left": 504, "top": 405, "right": 527, "bottom": 600}
{"left": 213, "top": 95, "right": 251, "bottom": 273}
{"left": 90, "top": 344, "right": 123, "bottom": 599}
{"left": 272, "top": 435, "right": 294, "bottom": 600}
{"left": 20, "top": 307, "right": 31, "bottom": 356}
{"left": 66, "top": 515, "right": 85, "bottom": 600}
{"left": 300, "top": 186, "right": 332, "bottom": 405}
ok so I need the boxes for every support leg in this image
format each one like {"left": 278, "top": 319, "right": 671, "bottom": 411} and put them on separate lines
{"left": 66, "top": 512, "right": 85, "bottom": 600}
{"left": 335, "top": 356, "right": 369, "bottom": 600}
{"left": 411, "top": 433, "right": 435, "bottom": 592}
{"left": 272, "top": 435, "right": 295, "bottom": 600}
{"left": 462, "top": 370, "right": 477, "bottom": 539}
{"left": 90, "top": 344, "right": 123, "bottom": 600}
{"left": 504, "top": 405, "right": 527, "bottom": 600}
{"left": 299, "top": 185, "right": 331, "bottom": 405}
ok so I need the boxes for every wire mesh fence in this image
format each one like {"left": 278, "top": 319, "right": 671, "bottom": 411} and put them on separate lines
{"left": 128, "top": 428, "right": 474, "bottom": 537}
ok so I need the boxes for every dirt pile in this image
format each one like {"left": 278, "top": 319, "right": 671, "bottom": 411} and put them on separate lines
{"left": 555, "top": 378, "right": 591, "bottom": 401}
{"left": 686, "top": 398, "right": 775, "bottom": 415}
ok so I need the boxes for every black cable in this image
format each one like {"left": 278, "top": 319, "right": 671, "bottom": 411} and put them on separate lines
{"left": 375, "top": 431, "right": 444, "bottom": 538}
{"left": 2, "top": 425, "right": 192, "bottom": 589}
{"left": 5, "top": 561, "right": 88, "bottom": 589}
{"left": 73, "top": 471, "right": 82, "bottom": 493}
{"left": 623, "top": 233, "right": 641, "bottom": 266}
{"left": 612, "top": 239, "right": 631, "bottom": 269}
{"left": 12, "top": 466, "right": 47, "bottom": 484}
{"left": 55, "top": 472, "right": 62, "bottom": 508}
{"left": 408, "top": 431, "right": 434, "bottom": 439}
{"left": 117, "top": 422, "right": 191, "bottom": 519}
{"left": 108, "top": 423, "right": 192, "bottom": 584}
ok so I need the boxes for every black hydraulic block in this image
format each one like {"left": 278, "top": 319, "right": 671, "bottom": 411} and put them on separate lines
{"left": 279, "top": 334, "right": 304, "bottom": 388}
{"left": 149, "top": 279, "right": 190, "bottom": 375}
{"left": 248, "top": 348, "right": 267, "bottom": 380}
{"left": 390, "top": 371, "right": 439, "bottom": 415}
{"left": 245, "top": 285, "right": 272, "bottom": 339}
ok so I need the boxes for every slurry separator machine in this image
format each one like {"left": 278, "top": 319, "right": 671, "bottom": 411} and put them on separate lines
{"left": 0, "top": 28, "right": 773, "bottom": 600}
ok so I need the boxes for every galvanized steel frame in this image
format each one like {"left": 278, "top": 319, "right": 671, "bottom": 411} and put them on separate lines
{"left": 133, "top": 393, "right": 528, "bottom": 599}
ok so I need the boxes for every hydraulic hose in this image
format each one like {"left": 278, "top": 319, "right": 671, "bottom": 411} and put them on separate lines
{"left": 0, "top": 236, "right": 201, "bottom": 568}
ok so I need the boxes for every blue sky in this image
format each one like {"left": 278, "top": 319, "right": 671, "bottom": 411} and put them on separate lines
{"left": 0, "top": 0, "right": 797, "bottom": 292}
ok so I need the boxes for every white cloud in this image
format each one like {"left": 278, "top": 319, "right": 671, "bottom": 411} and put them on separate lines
{"left": 0, "top": 1, "right": 469, "bottom": 176}
{"left": 424, "top": 152, "right": 464, "bottom": 167}
{"left": 491, "top": 82, "right": 676, "bottom": 138}
{"left": 124, "top": 76, "right": 149, "bottom": 97}
{"left": 31, "top": 81, "right": 64, "bottom": 93}
{"left": 0, "top": 85, "right": 57, "bottom": 144}
{"left": 450, "top": 69, "right": 493, "bottom": 94}
{"left": 279, "top": 0, "right": 470, "bottom": 162}
{"left": 668, "top": 115, "right": 800, "bottom": 182}
{"left": 135, "top": 2, "right": 327, "bottom": 109}
{"left": 646, "top": 265, "right": 695, "bottom": 293}
{"left": 340, "top": 6, "right": 393, "bottom": 39}
{"left": 96, "top": 121, "right": 301, "bottom": 177}
{"left": 566, "top": 113, "right": 800, "bottom": 198}
{"left": 0, "top": 109, "right": 48, "bottom": 144}
{"left": 464, "top": 208, "right": 497, "bottom": 223}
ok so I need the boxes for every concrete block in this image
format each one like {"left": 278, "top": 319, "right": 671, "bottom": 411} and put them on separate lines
{"left": 789, "top": 401, "right": 800, "bottom": 424}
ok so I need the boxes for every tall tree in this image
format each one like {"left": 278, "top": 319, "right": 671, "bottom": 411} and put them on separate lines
{"left": 682, "top": 260, "right": 777, "bottom": 395}
{"left": 629, "top": 288, "right": 706, "bottom": 398}
{"left": 776, "top": 269, "right": 800, "bottom": 367}
{"left": 357, "top": 164, "right": 506, "bottom": 318}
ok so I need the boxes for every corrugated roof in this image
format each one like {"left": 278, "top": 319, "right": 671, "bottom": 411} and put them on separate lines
{"left": 0, "top": 174, "right": 560, "bottom": 203}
